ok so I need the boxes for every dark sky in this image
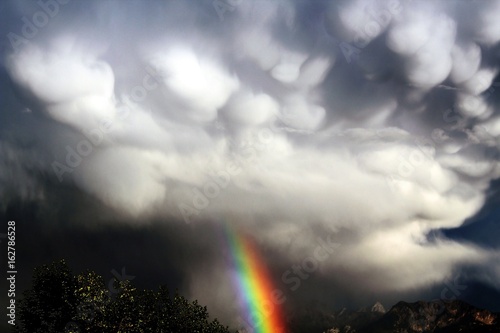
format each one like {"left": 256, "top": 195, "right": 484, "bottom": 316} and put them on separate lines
{"left": 2, "top": 0, "right": 500, "bottom": 332}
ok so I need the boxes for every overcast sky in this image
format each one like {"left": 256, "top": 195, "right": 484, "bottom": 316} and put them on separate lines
{"left": 2, "top": 0, "right": 500, "bottom": 331}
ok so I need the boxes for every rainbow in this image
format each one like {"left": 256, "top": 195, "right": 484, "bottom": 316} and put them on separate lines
{"left": 223, "top": 223, "right": 286, "bottom": 333}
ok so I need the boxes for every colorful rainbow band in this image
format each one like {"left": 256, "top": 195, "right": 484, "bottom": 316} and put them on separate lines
{"left": 223, "top": 223, "right": 286, "bottom": 333}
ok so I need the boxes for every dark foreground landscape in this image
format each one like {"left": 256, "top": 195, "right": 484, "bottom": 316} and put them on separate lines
{"left": 299, "top": 300, "right": 500, "bottom": 333}
{"left": 13, "top": 260, "right": 500, "bottom": 333}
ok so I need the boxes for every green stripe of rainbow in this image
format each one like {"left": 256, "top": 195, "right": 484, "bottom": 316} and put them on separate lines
{"left": 224, "top": 223, "right": 286, "bottom": 333}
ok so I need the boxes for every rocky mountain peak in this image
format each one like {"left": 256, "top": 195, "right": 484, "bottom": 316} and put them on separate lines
{"left": 370, "top": 301, "right": 386, "bottom": 313}
{"left": 320, "top": 300, "right": 499, "bottom": 333}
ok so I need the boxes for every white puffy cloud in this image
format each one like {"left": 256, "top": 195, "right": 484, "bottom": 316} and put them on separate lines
{"left": 73, "top": 146, "right": 169, "bottom": 216}
{"left": 473, "top": 0, "right": 500, "bottom": 45}
{"left": 403, "top": 15, "right": 456, "bottom": 87}
{"left": 386, "top": 8, "right": 433, "bottom": 56}
{"left": 223, "top": 91, "right": 279, "bottom": 127}
{"left": 296, "top": 56, "right": 333, "bottom": 88}
{"left": 271, "top": 52, "right": 308, "bottom": 84}
{"left": 337, "top": 0, "right": 397, "bottom": 45}
{"left": 150, "top": 47, "right": 239, "bottom": 122}
{"left": 235, "top": 28, "right": 282, "bottom": 71}
{"left": 280, "top": 95, "right": 325, "bottom": 131}
{"left": 461, "top": 68, "right": 498, "bottom": 96}
{"left": 7, "top": 43, "right": 116, "bottom": 132}
{"left": 450, "top": 43, "right": 481, "bottom": 84}
{"left": 337, "top": 228, "right": 489, "bottom": 291}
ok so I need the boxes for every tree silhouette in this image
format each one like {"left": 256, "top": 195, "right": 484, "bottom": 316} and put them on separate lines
{"left": 15, "top": 260, "right": 78, "bottom": 333}
{"left": 15, "top": 260, "right": 230, "bottom": 333}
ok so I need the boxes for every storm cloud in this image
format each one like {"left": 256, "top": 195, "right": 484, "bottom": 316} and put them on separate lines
{"left": 2, "top": 0, "right": 500, "bottom": 330}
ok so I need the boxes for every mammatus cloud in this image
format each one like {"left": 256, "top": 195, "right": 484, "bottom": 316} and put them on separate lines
{"left": 2, "top": 0, "right": 500, "bottom": 328}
